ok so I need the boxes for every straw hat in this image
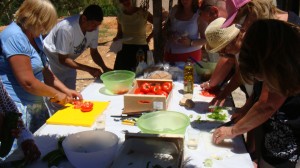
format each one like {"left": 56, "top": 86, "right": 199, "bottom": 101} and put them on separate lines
{"left": 205, "top": 17, "right": 240, "bottom": 53}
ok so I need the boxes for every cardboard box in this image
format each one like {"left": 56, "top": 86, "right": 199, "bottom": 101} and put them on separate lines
{"left": 123, "top": 79, "right": 173, "bottom": 114}
{"left": 111, "top": 133, "right": 184, "bottom": 168}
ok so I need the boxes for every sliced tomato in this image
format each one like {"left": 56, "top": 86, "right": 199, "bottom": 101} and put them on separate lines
{"left": 73, "top": 100, "right": 83, "bottom": 109}
{"left": 81, "top": 107, "right": 93, "bottom": 112}
{"left": 162, "top": 82, "right": 172, "bottom": 93}
{"left": 80, "top": 101, "right": 94, "bottom": 112}
{"left": 201, "top": 90, "right": 215, "bottom": 97}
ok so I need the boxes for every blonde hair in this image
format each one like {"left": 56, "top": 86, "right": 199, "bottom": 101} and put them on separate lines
{"left": 234, "top": 0, "right": 278, "bottom": 24}
{"left": 15, "top": 0, "right": 57, "bottom": 35}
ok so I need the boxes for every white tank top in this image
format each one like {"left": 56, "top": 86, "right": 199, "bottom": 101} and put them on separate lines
{"left": 168, "top": 8, "right": 202, "bottom": 54}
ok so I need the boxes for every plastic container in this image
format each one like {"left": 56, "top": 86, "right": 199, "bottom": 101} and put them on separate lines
{"left": 194, "top": 61, "right": 217, "bottom": 82}
{"left": 137, "top": 111, "right": 190, "bottom": 134}
{"left": 62, "top": 130, "right": 119, "bottom": 168}
{"left": 100, "top": 70, "right": 135, "bottom": 94}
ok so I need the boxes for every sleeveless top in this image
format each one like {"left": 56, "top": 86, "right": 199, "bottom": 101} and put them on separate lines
{"left": 167, "top": 7, "right": 202, "bottom": 54}
{"left": 117, "top": 8, "right": 149, "bottom": 45}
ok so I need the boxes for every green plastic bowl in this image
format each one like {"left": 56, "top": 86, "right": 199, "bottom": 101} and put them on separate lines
{"left": 100, "top": 70, "right": 135, "bottom": 94}
{"left": 137, "top": 111, "right": 190, "bottom": 134}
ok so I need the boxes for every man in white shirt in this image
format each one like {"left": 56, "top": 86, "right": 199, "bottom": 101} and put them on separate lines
{"left": 44, "top": 5, "right": 110, "bottom": 90}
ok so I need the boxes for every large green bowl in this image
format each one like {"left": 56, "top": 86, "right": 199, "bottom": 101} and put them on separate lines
{"left": 137, "top": 111, "right": 190, "bottom": 134}
{"left": 194, "top": 61, "right": 217, "bottom": 82}
{"left": 100, "top": 70, "right": 135, "bottom": 95}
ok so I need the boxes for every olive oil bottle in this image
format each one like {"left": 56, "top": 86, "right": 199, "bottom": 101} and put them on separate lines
{"left": 184, "top": 58, "right": 194, "bottom": 94}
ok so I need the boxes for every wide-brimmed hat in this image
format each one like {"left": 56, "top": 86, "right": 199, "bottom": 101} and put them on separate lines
{"left": 205, "top": 17, "right": 240, "bottom": 53}
{"left": 221, "top": 0, "right": 250, "bottom": 28}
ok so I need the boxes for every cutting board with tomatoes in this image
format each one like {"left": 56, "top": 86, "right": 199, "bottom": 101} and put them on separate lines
{"left": 46, "top": 101, "right": 110, "bottom": 127}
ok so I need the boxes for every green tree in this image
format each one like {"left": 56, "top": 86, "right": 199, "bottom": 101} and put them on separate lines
{"left": 0, "top": 0, "right": 22, "bottom": 26}
{"left": 0, "top": 0, "right": 119, "bottom": 26}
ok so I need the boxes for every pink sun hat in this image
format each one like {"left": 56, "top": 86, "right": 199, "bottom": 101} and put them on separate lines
{"left": 221, "top": 0, "right": 251, "bottom": 28}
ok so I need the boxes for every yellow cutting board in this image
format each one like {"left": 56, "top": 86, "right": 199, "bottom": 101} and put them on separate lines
{"left": 46, "top": 101, "right": 110, "bottom": 127}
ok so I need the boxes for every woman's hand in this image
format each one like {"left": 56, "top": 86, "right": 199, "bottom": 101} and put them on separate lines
{"left": 50, "top": 92, "right": 69, "bottom": 106}
{"left": 209, "top": 96, "right": 226, "bottom": 107}
{"left": 177, "top": 36, "right": 191, "bottom": 46}
{"left": 21, "top": 139, "right": 41, "bottom": 163}
{"left": 200, "top": 81, "right": 210, "bottom": 90}
{"left": 212, "top": 126, "right": 236, "bottom": 144}
{"left": 65, "top": 89, "right": 83, "bottom": 102}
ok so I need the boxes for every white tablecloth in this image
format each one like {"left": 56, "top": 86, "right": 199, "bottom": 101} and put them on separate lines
{"left": 7, "top": 81, "right": 253, "bottom": 168}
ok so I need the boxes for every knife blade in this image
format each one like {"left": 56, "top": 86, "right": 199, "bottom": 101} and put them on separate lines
{"left": 216, "top": 120, "right": 235, "bottom": 128}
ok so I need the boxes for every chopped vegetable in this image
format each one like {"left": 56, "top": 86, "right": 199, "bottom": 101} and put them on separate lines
{"left": 193, "top": 115, "right": 201, "bottom": 123}
{"left": 207, "top": 106, "right": 228, "bottom": 121}
{"left": 203, "top": 158, "right": 213, "bottom": 167}
{"left": 207, "top": 111, "right": 227, "bottom": 121}
{"left": 212, "top": 106, "right": 224, "bottom": 113}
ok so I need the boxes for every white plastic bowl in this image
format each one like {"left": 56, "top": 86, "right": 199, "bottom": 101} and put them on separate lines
{"left": 62, "top": 130, "right": 119, "bottom": 168}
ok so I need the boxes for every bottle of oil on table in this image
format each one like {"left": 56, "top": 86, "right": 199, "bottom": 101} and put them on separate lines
{"left": 184, "top": 58, "right": 194, "bottom": 94}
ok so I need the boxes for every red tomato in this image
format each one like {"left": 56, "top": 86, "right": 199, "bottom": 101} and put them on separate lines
{"left": 73, "top": 100, "right": 83, "bottom": 109}
{"left": 134, "top": 88, "right": 144, "bottom": 94}
{"left": 146, "top": 92, "right": 155, "bottom": 95}
{"left": 157, "top": 90, "right": 168, "bottom": 97}
{"left": 162, "top": 82, "right": 172, "bottom": 93}
{"left": 151, "top": 85, "right": 162, "bottom": 94}
{"left": 81, "top": 101, "right": 94, "bottom": 112}
{"left": 140, "top": 82, "right": 151, "bottom": 93}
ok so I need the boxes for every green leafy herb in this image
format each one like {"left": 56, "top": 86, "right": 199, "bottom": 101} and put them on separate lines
{"left": 193, "top": 115, "right": 201, "bottom": 123}
{"left": 212, "top": 106, "right": 224, "bottom": 113}
{"left": 203, "top": 158, "right": 213, "bottom": 167}
{"left": 207, "top": 111, "right": 226, "bottom": 121}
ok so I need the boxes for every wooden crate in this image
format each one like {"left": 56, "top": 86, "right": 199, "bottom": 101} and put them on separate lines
{"left": 123, "top": 79, "right": 173, "bottom": 114}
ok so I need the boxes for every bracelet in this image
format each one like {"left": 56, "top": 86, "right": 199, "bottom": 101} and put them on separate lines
{"left": 190, "top": 40, "right": 194, "bottom": 47}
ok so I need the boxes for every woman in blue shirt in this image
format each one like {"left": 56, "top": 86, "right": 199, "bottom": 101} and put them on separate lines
{"left": 0, "top": 0, "right": 82, "bottom": 134}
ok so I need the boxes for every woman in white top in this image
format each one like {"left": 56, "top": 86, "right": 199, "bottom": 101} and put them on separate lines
{"left": 164, "top": 0, "right": 206, "bottom": 63}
